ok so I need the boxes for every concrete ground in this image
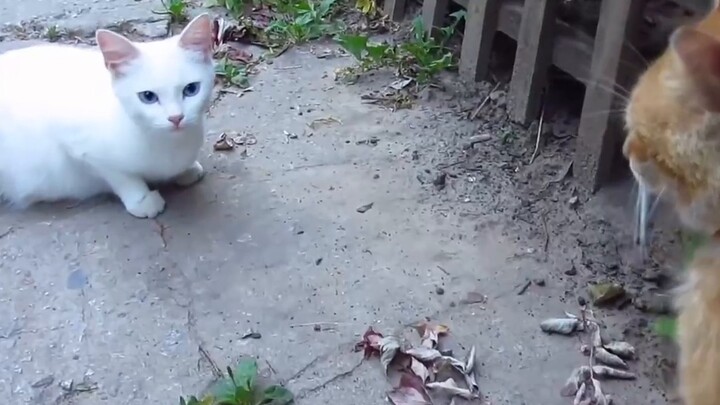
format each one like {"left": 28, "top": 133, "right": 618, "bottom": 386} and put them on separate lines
{"left": 0, "top": 1, "right": 675, "bottom": 404}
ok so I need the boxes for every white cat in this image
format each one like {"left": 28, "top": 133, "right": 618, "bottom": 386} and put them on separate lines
{"left": 0, "top": 13, "right": 216, "bottom": 218}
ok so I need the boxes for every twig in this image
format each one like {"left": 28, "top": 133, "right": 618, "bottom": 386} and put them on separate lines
{"left": 0, "top": 227, "right": 14, "bottom": 239}
{"left": 154, "top": 220, "right": 169, "bottom": 249}
{"left": 198, "top": 344, "right": 223, "bottom": 379}
{"left": 529, "top": 105, "right": 545, "bottom": 165}
{"left": 290, "top": 322, "right": 345, "bottom": 328}
{"left": 516, "top": 280, "right": 532, "bottom": 295}
{"left": 265, "top": 359, "right": 278, "bottom": 376}
{"left": 436, "top": 265, "right": 450, "bottom": 276}
{"left": 296, "top": 360, "right": 364, "bottom": 399}
{"left": 470, "top": 82, "right": 500, "bottom": 120}
{"left": 541, "top": 215, "right": 550, "bottom": 259}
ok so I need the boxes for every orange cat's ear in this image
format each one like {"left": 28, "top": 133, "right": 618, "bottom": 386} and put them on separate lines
{"left": 670, "top": 27, "right": 720, "bottom": 111}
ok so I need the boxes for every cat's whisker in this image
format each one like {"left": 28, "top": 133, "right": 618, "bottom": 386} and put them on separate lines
{"left": 623, "top": 40, "right": 650, "bottom": 69}
{"left": 572, "top": 77, "right": 632, "bottom": 104}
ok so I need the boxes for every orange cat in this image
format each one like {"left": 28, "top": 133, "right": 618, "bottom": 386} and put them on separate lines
{"left": 676, "top": 238, "right": 720, "bottom": 405}
{"left": 624, "top": 0, "right": 720, "bottom": 242}
{"left": 624, "top": 2, "right": 720, "bottom": 404}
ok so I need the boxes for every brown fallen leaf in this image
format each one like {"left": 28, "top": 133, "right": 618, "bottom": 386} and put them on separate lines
{"left": 409, "top": 357, "right": 430, "bottom": 383}
{"left": 426, "top": 378, "right": 476, "bottom": 400}
{"left": 308, "top": 117, "right": 342, "bottom": 130}
{"left": 405, "top": 347, "right": 443, "bottom": 362}
{"left": 414, "top": 321, "right": 449, "bottom": 349}
{"left": 225, "top": 44, "right": 253, "bottom": 64}
{"left": 354, "top": 327, "right": 383, "bottom": 359}
{"left": 387, "top": 373, "right": 432, "bottom": 405}
{"left": 380, "top": 336, "right": 401, "bottom": 374}
{"left": 213, "top": 133, "right": 235, "bottom": 151}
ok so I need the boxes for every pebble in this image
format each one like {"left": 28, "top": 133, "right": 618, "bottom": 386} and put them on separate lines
{"left": 435, "top": 286, "right": 445, "bottom": 295}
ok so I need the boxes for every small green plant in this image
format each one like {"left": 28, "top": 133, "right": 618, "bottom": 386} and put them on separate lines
{"left": 215, "top": 57, "right": 250, "bottom": 88}
{"left": 265, "top": 0, "right": 341, "bottom": 45}
{"left": 654, "top": 316, "right": 677, "bottom": 340}
{"left": 211, "top": 0, "right": 249, "bottom": 17}
{"left": 179, "top": 359, "right": 293, "bottom": 405}
{"left": 336, "top": 10, "right": 465, "bottom": 84}
{"left": 156, "top": 0, "right": 189, "bottom": 24}
{"left": 45, "top": 25, "right": 62, "bottom": 42}
{"left": 355, "top": 0, "right": 376, "bottom": 15}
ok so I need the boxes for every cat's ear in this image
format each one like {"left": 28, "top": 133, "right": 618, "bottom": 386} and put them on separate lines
{"left": 670, "top": 27, "right": 720, "bottom": 110}
{"left": 178, "top": 13, "right": 214, "bottom": 58}
{"left": 96, "top": 30, "right": 140, "bottom": 74}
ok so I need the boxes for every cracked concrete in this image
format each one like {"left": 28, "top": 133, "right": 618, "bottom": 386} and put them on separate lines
{"left": 0, "top": 2, "right": 675, "bottom": 405}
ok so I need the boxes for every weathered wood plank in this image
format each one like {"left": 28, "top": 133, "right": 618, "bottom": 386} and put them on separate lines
{"left": 459, "top": 0, "right": 501, "bottom": 82}
{"left": 574, "top": 0, "right": 646, "bottom": 192}
{"left": 508, "top": 0, "right": 559, "bottom": 125}
{"left": 384, "top": 0, "right": 406, "bottom": 21}
{"left": 422, "top": 0, "right": 450, "bottom": 37}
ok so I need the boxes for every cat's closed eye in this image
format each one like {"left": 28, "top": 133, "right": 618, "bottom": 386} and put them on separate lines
{"left": 183, "top": 82, "right": 200, "bottom": 98}
{"left": 138, "top": 91, "right": 158, "bottom": 104}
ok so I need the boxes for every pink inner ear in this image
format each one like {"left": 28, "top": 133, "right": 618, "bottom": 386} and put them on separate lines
{"left": 178, "top": 14, "right": 214, "bottom": 55}
{"left": 96, "top": 30, "right": 139, "bottom": 71}
{"left": 672, "top": 27, "right": 720, "bottom": 78}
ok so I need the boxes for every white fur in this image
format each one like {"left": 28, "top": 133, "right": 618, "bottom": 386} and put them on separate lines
{"left": 0, "top": 18, "right": 215, "bottom": 218}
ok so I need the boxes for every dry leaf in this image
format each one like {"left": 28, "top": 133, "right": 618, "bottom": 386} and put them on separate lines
{"left": 603, "top": 341, "right": 636, "bottom": 360}
{"left": 387, "top": 373, "right": 432, "bottom": 405}
{"left": 415, "top": 321, "right": 449, "bottom": 348}
{"left": 355, "top": 327, "right": 384, "bottom": 358}
{"left": 409, "top": 357, "right": 429, "bottom": 383}
{"left": 213, "top": 133, "right": 235, "bottom": 151}
{"left": 389, "top": 78, "right": 413, "bottom": 90}
{"left": 592, "top": 365, "right": 636, "bottom": 380}
{"left": 308, "top": 117, "right": 342, "bottom": 130}
{"left": 594, "top": 347, "right": 628, "bottom": 369}
{"left": 380, "top": 336, "right": 401, "bottom": 374}
{"left": 226, "top": 45, "right": 253, "bottom": 64}
{"left": 405, "top": 347, "right": 443, "bottom": 362}
{"left": 426, "top": 378, "right": 476, "bottom": 400}
{"left": 540, "top": 318, "right": 579, "bottom": 335}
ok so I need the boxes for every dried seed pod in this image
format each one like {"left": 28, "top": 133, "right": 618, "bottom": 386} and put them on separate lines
{"left": 592, "top": 365, "right": 636, "bottom": 380}
{"left": 591, "top": 323, "right": 603, "bottom": 348}
{"left": 573, "top": 382, "right": 587, "bottom": 405}
{"left": 603, "top": 341, "right": 636, "bottom": 360}
{"left": 561, "top": 366, "right": 591, "bottom": 397}
{"left": 594, "top": 347, "right": 628, "bottom": 369}
{"left": 540, "top": 318, "right": 579, "bottom": 335}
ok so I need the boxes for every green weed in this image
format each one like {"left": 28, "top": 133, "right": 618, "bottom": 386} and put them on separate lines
{"left": 157, "top": 0, "right": 189, "bottom": 23}
{"left": 215, "top": 57, "right": 250, "bottom": 87}
{"left": 336, "top": 10, "right": 465, "bottom": 84}
{"left": 211, "top": 0, "right": 250, "bottom": 17}
{"left": 179, "top": 358, "right": 293, "bottom": 405}
{"left": 265, "top": 0, "right": 342, "bottom": 45}
{"left": 45, "top": 25, "right": 62, "bottom": 42}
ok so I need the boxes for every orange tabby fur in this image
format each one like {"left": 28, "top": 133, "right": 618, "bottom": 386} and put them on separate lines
{"left": 624, "top": 2, "right": 720, "bottom": 235}
{"left": 677, "top": 239, "right": 720, "bottom": 405}
{"left": 625, "top": 2, "right": 720, "bottom": 404}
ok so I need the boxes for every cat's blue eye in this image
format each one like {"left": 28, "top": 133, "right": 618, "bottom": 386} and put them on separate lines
{"left": 183, "top": 82, "right": 200, "bottom": 98}
{"left": 138, "top": 91, "right": 158, "bottom": 104}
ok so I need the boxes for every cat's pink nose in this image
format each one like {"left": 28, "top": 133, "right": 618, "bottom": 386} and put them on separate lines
{"left": 167, "top": 114, "right": 184, "bottom": 127}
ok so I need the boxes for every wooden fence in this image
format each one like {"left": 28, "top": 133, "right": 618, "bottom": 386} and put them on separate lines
{"left": 383, "top": 0, "right": 713, "bottom": 192}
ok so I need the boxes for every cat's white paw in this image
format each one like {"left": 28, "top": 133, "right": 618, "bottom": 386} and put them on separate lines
{"left": 125, "top": 190, "right": 166, "bottom": 218}
{"left": 174, "top": 161, "right": 205, "bottom": 187}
